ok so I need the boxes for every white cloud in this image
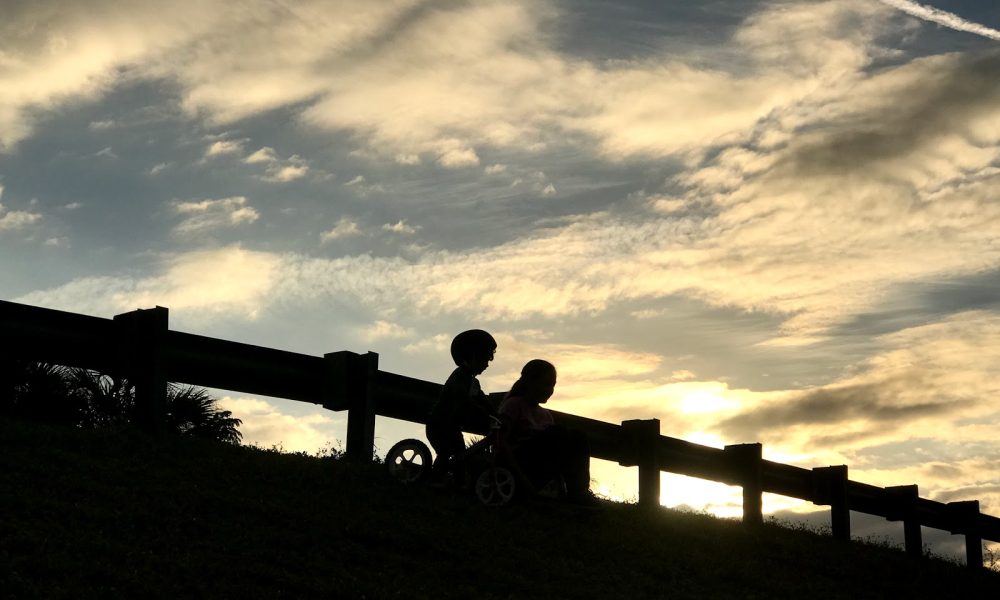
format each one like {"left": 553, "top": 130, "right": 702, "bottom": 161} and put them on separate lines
{"left": 204, "top": 139, "right": 245, "bottom": 158}
{"left": 263, "top": 163, "right": 309, "bottom": 183}
{"left": 216, "top": 396, "right": 341, "bottom": 455}
{"left": 394, "top": 153, "right": 420, "bottom": 165}
{"left": 647, "top": 196, "right": 686, "bottom": 214}
{"left": 484, "top": 164, "right": 507, "bottom": 174}
{"left": 35, "top": 55, "right": 1000, "bottom": 344}
{"left": 242, "top": 147, "right": 310, "bottom": 182}
{"left": 382, "top": 220, "right": 418, "bottom": 235}
{"left": 17, "top": 245, "right": 283, "bottom": 319}
{"left": 0, "top": 203, "right": 42, "bottom": 231}
{"left": 401, "top": 333, "right": 451, "bottom": 355}
{"left": 360, "top": 320, "right": 415, "bottom": 341}
{"left": 343, "top": 175, "right": 384, "bottom": 196}
{"left": 149, "top": 162, "right": 170, "bottom": 175}
{"left": 244, "top": 147, "right": 278, "bottom": 164}
{"left": 320, "top": 217, "right": 361, "bottom": 243}
{"left": 173, "top": 196, "right": 259, "bottom": 236}
{"left": 670, "top": 370, "right": 696, "bottom": 382}
{"left": 437, "top": 145, "right": 480, "bottom": 168}
{"left": 0, "top": 0, "right": 228, "bottom": 150}
{"left": 0, "top": 0, "right": 902, "bottom": 164}
{"left": 703, "top": 311, "right": 1000, "bottom": 514}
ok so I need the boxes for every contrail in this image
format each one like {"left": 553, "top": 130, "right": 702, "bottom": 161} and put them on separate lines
{"left": 879, "top": 0, "right": 1000, "bottom": 41}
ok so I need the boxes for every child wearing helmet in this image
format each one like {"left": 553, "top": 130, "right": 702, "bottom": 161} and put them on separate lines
{"left": 426, "top": 329, "right": 498, "bottom": 477}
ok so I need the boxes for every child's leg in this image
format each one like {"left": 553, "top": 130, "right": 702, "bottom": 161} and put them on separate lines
{"left": 521, "top": 426, "right": 591, "bottom": 497}
{"left": 426, "top": 422, "right": 466, "bottom": 487}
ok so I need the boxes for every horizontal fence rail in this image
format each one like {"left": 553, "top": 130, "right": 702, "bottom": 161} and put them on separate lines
{"left": 1, "top": 299, "right": 998, "bottom": 568}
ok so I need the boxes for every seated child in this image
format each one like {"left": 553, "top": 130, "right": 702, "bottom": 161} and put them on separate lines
{"left": 499, "top": 359, "right": 594, "bottom": 504}
{"left": 426, "top": 329, "right": 497, "bottom": 476}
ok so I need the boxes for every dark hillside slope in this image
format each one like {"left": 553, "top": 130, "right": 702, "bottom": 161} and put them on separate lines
{"left": 2, "top": 417, "right": 997, "bottom": 599}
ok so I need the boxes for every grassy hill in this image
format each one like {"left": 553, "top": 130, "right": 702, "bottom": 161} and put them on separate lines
{"left": 2, "top": 417, "right": 998, "bottom": 599}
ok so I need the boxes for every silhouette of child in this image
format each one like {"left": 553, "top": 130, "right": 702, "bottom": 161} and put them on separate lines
{"left": 426, "top": 329, "right": 497, "bottom": 478}
{"left": 499, "top": 359, "right": 595, "bottom": 504}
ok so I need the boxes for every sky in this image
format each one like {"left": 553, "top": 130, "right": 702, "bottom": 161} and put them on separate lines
{"left": 3, "top": 0, "right": 1000, "bottom": 560}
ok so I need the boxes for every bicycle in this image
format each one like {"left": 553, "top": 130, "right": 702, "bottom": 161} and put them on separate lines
{"left": 385, "top": 415, "right": 519, "bottom": 506}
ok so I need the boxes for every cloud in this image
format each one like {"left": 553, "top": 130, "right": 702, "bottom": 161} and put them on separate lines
{"left": 0, "top": 203, "right": 42, "bottom": 231}
{"left": 294, "top": 0, "right": 889, "bottom": 161}
{"left": 716, "top": 311, "right": 1000, "bottom": 455}
{"left": 263, "top": 163, "right": 309, "bottom": 182}
{"left": 401, "top": 333, "right": 451, "bottom": 355}
{"left": 204, "top": 138, "right": 245, "bottom": 158}
{"left": 173, "top": 196, "right": 259, "bottom": 236}
{"left": 7, "top": 1, "right": 1000, "bottom": 339}
{"left": 437, "top": 145, "right": 479, "bottom": 168}
{"left": 0, "top": 0, "right": 909, "bottom": 167}
{"left": 0, "top": 0, "right": 893, "bottom": 161}
{"left": 879, "top": 0, "right": 1000, "bottom": 41}
{"left": 244, "top": 147, "right": 278, "bottom": 164}
{"left": 24, "top": 33, "right": 1000, "bottom": 342}
{"left": 17, "top": 245, "right": 282, "bottom": 319}
{"left": 394, "top": 153, "right": 420, "bottom": 165}
{"left": 360, "top": 320, "right": 415, "bottom": 342}
{"left": 243, "top": 147, "right": 310, "bottom": 182}
{"left": 216, "top": 396, "right": 341, "bottom": 455}
{"left": 382, "top": 220, "right": 418, "bottom": 235}
{"left": 0, "top": 0, "right": 227, "bottom": 150}
{"left": 319, "top": 217, "right": 362, "bottom": 243}
{"left": 481, "top": 331, "right": 663, "bottom": 388}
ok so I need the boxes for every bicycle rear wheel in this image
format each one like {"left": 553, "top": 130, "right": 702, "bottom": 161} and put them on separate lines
{"left": 475, "top": 467, "right": 516, "bottom": 506}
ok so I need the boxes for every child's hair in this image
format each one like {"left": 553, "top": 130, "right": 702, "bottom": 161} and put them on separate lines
{"left": 450, "top": 329, "right": 497, "bottom": 366}
{"left": 507, "top": 359, "right": 556, "bottom": 399}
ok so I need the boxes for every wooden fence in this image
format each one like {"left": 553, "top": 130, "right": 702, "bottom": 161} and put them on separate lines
{"left": 2, "top": 299, "right": 998, "bottom": 568}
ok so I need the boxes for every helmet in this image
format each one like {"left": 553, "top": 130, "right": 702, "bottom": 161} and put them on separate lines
{"left": 450, "top": 329, "right": 497, "bottom": 366}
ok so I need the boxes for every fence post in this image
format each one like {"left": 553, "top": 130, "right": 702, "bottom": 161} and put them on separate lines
{"left": 725, "top": 443, "right": 763, "bottom": 527}
{"left": 324, "top": 351, "right": 379, "bottom": 461}
{"left": 0, "top": 348, "right": 12, "bottom": 412}
{"left": 620, "top": 419, "right": 661, "bottom": 508}
{"left": 948, "top": 500, "right": 983, "bottom": 569}
{"left": 886, "top": 485, "right": 922, "bottom": 558}
{"left": 113, "top": 307, "right": 168, "bottom": 434}
{"left": 813, "top": 465, "right": 850, "bottom": 541}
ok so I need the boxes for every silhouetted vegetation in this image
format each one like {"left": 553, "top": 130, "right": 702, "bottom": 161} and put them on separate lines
{"left": 2, "top": 416, "right": 997, "bottom": 599}
{"left": 0, "top": 361, "right": 241, "bottom": 443}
